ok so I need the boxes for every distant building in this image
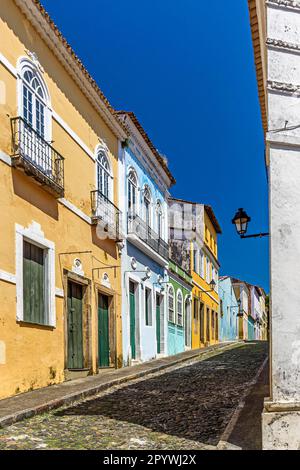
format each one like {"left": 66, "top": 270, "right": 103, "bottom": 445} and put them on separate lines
{"left": 169, "top": 198, "right": 222, "bottom": 349}
{"left": 219, "top": 277, "right": 239, "bottom": 342}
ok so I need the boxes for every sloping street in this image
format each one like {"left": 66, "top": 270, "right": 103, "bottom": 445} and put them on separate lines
{"left": 0, "top": 342, "right": 268, "bottom": 450}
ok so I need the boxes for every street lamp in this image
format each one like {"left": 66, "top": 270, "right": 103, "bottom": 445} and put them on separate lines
{"left": 232, "top": 208, "right": 269, "bottom": 239}
{"left": 201, "top": 279, "right": 216, "bottom": 293}
{"left": 237, "top": 299, "right": 243, "bottom": 317}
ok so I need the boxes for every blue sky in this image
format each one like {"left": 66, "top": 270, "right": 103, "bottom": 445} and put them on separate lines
{"left": 41, "top": 0, "right": 269, "bottom": 291}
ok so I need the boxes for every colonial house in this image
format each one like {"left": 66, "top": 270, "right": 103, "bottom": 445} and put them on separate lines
{"left": 231, "top": 278, "right": 250, "bottom": 341}
{"left": 168, "top": 198, "right": 221, "bottom": 349}
{"left": 219, "top": 276, "right": 239, "bottom": 342}
{"left": 247, "top": 0, "right": 300, "bottom": 448}
{"left": 0, "top": 0, "right": 128, "bottom": 399}
{"left": 167, "top": 260, "right": 193, "bottom": 355}
{"left": 116, "top": 111, "right": 175, "bottom": 365}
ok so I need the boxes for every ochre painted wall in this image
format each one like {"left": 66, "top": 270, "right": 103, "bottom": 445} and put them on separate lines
{"left": 0, "top": 0, "right": 123, "bottom": 399}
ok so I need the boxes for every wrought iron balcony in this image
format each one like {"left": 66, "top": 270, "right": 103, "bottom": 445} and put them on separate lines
{"left": 127, "top": 213, "right": 169, "bottom": 260}
{"left": 91, "top": 190, "right": 122, "bottom": 241}
{"left": 11, "top": 117, "right": 64, "bottom": 197}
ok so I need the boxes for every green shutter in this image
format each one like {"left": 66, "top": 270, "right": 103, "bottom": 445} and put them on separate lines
{"left": 98, "top": 294, "right": 110, "bottom": 367}
{"left": 23, "top": 241, "right": 45, "bottom": 324}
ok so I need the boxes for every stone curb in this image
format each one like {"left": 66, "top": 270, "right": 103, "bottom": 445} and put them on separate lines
{"left": 216, "top": 354, "right": 269, "bottom": 450}
{"left": 0, "top": 341, "right": 244, "bottom": 429}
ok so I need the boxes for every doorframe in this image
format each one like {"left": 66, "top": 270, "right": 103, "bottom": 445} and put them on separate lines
{"left": 127, "top": 274, "right": 141, "bottom": 362}
{"left": 95, "top": 284, "right": 116, "bottom": 369}
{"left": 154, "top": 288, "right": 164, "bottom": 356}
{"left": 63, "top": 270, "right": 92, "bottom": 373}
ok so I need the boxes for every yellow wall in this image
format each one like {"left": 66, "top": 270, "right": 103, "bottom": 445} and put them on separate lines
{"left": 191, "top": 208, "right": 220, "bottom": 349}
{"left": 0, "top": 0, "right": 123, "bottom": 399}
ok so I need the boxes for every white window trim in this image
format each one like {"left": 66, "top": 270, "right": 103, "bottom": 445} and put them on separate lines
{"left": 144, "top": 280, "right": 153, "bottom": 327}
{"left": 176, "top": 289, "right": 183, "bottom": 327}
{"left": 16, "top": 222, "right": 56, "bottom": 327}
{"left": 95, "top": 144, "right": 113, "bottom": 201}
{"left": 168, "top": 284, "right": 175, "bottom": 324}
{"left": 127, "top": 166, "right": 139, "bottom": 215}
{"left": 17, "top": 56, "right": 52, "bottom": 142}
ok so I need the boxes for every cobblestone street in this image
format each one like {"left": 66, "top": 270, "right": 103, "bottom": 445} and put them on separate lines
{"left": 0, "top": 342, "right": 268, "bottom": 450}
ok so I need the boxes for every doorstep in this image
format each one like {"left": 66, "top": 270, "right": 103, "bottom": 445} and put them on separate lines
{"left": 0, "top": 341, "right": 244, "bottom": 428}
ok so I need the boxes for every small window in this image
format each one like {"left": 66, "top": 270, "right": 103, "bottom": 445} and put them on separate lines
{"left": 193, "top": 247, "right": 198, "bottom": 273}
{"left": 168, "top": 285, "right": 175, "bottom": 323}
{"left": 156, "top": 201, "right": 163, "bottom": 238}
{"left": 177, "top": 290, "right": 183, "bottom": 326}
{"left": 145, "top": 287, "right": 152, "bottom": 326}
{"left": 143, "top": 185, "right": 152, "bottom": 226}
{"left": 23, "top": 240, "right": 47, "bottom": 325}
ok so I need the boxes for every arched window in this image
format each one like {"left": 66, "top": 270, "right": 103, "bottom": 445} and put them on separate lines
{"left": 168, "top": 285, "right": 175, "bottom": 323}
{"left": 143, "top": 185, "right": 151, "bottom": 227}
{"left": 128, "top": 169, "right": 138, "bottom": 215}
{"left": 156, "top": 201, "right": 163, "bottom": 238}
{"left": 97, "top": 149, "right": 111, "bottom": 199}
{"left": 177, "top": 290, "right": 183, "bottom": 326}
{"left": 20, "top": 61, "right": 49, "bottom": 139}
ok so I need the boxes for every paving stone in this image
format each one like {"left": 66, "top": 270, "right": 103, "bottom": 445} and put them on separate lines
{"left": 0, "top": 342, "right": 267, "bottom": 450}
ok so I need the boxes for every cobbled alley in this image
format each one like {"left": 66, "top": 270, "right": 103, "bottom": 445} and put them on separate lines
{"left": 0, "top": 342, "right": 268, "bottom": 450}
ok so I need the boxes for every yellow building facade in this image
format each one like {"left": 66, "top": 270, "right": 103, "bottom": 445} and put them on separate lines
{"left": 191, "top": 207, "right": 221, "bottom": 349}
{"left": 0, "top": 0, "right": 128, "bottom": 399}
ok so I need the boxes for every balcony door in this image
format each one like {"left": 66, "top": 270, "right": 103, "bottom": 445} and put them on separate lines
{"left": 21, "top": 66, "right": 51, "bottom": 174}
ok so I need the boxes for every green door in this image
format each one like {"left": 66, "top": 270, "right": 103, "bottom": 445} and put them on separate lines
{"left": 67, "top": 281, "right": 83, "bottom": 369}
{"left": 129, "top": 281, "right": 136, "bottom": 360}
{"left": 156, "top": 294, "right": 161, "bottom": 354}
{"left": 98, "top": 294, "right": 110, "bottom": 367}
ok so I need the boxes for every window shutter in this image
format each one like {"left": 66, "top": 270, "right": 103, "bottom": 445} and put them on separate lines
{"left": 23, "top": 241, "right": 45, "bottom": 324}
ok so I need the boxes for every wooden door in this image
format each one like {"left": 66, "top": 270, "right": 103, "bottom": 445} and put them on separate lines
{"left": 129, "top": 281, "right": 136, "bottom": 360}
{"left": 156, "top": 294, "right": 161, "bottom": 354}
{"left": 67, "top": 281, "right": 83, "bottom": 369}
{"left": 98, "top": 294, "right": 110, "bottom": 367}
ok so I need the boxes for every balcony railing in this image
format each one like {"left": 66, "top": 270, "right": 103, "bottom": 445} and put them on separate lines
{"left": 91, "top": 190, "right": 122, "bottom": 241}
{"left": 127, "top": 213, "right": 169, "bottom": 260}
{"left": 11, "top": 117, "right": 64, "bottom": 197}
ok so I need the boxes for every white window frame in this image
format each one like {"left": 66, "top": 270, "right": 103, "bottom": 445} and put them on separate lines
{"left": 156, "top": 200, "right": 163, "bottom": 239}
{"left": 95, "top": 145, "right": 113, "bottom": 200}
{"left": 17, "top": 57, "right": 52, "bottom": 142}
{"left": 127, "top": 167, "right": 138, "bottom": 216}
{"left": 16, "top": 222, "right": 56, "bottom": 327}
{"left": 177, "top": 289, "right": 183, "bottom": 326}
{"left": 168, "top": 284, "right": 175, "bottom": 323}
{"left": 143, "top": 184, "right": 152, "bottom": 227}
{"left": 200, "top": 250, "right": 204, "bottom": 278}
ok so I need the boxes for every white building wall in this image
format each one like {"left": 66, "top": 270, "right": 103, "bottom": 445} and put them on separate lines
{"left": 260, "top": 0, "right": 300, "bottom": 449}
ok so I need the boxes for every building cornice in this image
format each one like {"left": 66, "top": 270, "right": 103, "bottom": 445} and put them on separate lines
{"left": 14, "top": 0, "right": 127, "bottom": 141}
{"left": 268, "top": 79, "right": 300, "bottom": 95}
{"left": 248, "top": 0, "right": 268, "bottom": 134}
{"left": 266, "top": 0, "right": 300, "bottom": 12}
{"left": 267, "top": 37, "right": 300, "bottom": 54}
{"left": 119, "top": 113, "right": 174, "bottom": 191}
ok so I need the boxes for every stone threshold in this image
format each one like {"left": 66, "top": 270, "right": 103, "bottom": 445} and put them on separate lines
{"left": 0, "top": 341, "right": 244, "bottom": 429}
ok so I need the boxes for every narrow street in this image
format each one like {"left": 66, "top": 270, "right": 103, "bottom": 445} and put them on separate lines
{"left": 0, "top": 342, "right": 268, "bottom": 450}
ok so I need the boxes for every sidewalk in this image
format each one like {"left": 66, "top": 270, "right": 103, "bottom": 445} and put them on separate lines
{"left": 0, "top": 341, "right": 242, "bottom": 428}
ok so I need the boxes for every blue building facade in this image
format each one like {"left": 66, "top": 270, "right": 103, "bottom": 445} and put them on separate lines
{"left": 117, "top": 112, "right": 175, "bottom": 366}
{"left": 219, "top": 276, "right": 238, "bottom": 342}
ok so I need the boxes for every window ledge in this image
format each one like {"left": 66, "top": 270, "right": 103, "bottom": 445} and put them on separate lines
{"left": 17, "top": 320, "right": 55, "bottom": 330}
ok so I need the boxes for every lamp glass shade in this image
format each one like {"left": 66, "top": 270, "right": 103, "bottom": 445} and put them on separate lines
{"left": 232, "top": 208, "right": 251, "bottom": 235}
